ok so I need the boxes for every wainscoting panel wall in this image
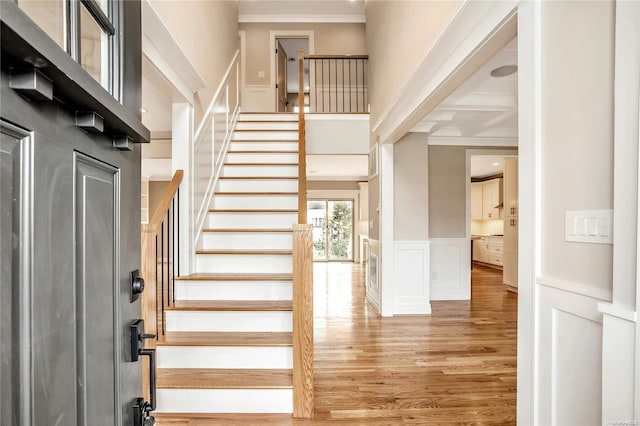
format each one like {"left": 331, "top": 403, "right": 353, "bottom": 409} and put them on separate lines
{"left": 393, "top": 241, "right": 431, "bottom": 314}
{"left": 429, "top": 238, "right": 469, "bottom": 300}
{"left": 243, "top": 85, "right": 272, "bottom": 112}
{"left": 366, "top": 238, "right": 381, "bottom": 313}
{"left": 536, "top": 279, "right": 606, "bottom": 426}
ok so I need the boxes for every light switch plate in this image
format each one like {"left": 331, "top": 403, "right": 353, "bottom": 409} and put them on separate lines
{"left": 565, "top": 210, "right": 613, "bottom": 244}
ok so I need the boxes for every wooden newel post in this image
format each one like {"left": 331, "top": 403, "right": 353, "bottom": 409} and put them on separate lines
{"left": 292, "top": 224, "right": 313, "bottom": 418}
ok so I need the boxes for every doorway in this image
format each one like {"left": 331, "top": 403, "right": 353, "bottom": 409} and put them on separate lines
{"left": 270, "top": 31, "right": 314, "bottom": 112}
{"left": 275, "top": 37, "right": 309, "bottom": 112}
{"left": 308, "top": 199, "right": 354, "bottom": 261}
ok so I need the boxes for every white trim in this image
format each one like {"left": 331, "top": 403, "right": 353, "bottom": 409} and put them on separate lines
{"left": 429, "top": 136, "right": 518, "bottom": 147}
{"left": 239, "top": 14, "right": 366, "bottom": 24}
{"left": 393, "top": 241, "right": 431, "bottom": 314}
{"left": 598, "top": 303, "right": 637, "bottom": 323}
{"left": 379, "top": 143, "right": 394, "bottom": 317}
{"left": 142, "top": 49, "right": 194, "bottom": 106}
{"left": 367, "top": 239, "right": 381, "bottom": 312}
{"left": 536, "top": 277, "right": 613, "bottom": 303}
{"left": 516, "top": 3, "right": 541, "bottom": 424}
{"left": 269, "top": 30, "right": 315, "bottom": 112}
{"left": 142, "top": 0, "right": 206, "bottom": 97}
{"left": 371, "top": 1, "right": 519, "bottom": 144}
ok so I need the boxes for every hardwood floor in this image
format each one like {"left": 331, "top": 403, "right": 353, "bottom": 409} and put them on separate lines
{"left": 156, "top": 263, "right": 517, "bottom": 425}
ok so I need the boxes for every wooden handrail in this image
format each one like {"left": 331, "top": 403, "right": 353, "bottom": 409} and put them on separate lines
{"left": 297, "top": 49, "right": 307, "bottom": 224}
{"left": 148, "top": 169, "right": 184, "bottom": 229}
{"left": 305, "top": 54, "right": 369, "bottom": 60}
{"left": 140, "top": 169, "right": 183, "bottom": 402}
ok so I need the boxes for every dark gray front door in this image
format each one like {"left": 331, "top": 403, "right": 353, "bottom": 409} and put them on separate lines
{"left": 1, "top": 73, "right": 143, "bottom": 425}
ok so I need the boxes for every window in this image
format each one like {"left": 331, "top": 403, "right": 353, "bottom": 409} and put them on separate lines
{"left": 17, "top": 0, "right": 120, "bottom": 97}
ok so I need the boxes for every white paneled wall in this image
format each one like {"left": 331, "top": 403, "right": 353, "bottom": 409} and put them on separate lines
{"left": 393, "top": 241, "right": 431, "bottom": 314}
{"left": 429, "top": 238, "right": 469, "bottom": 301}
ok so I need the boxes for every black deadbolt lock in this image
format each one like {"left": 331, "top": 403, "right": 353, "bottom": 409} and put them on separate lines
{"left": 130, "top": 269, "right": 145, "bottom": 303}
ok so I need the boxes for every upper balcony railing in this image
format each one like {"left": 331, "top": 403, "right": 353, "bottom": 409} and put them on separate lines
{"left": 301, "top": 54, "right": 368, "bottom": 113}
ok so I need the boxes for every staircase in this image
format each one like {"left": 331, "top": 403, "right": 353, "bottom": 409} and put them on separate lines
{"left": 155, "top": 113, "right": 301, "bottom": 415}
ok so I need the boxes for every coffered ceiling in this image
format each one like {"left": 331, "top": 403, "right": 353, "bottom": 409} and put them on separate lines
{"left": 413, "top": 38, "right": 518, "bottom": 147}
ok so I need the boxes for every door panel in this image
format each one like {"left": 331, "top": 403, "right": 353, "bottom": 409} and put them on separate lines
{"left": 277, "top": 40, "right": 288, "bottom": 112}
{"left": 2, "top": 64, "right": 143, "bottom": 425}
{"left": 74, "top": 154, "right": 120, "bottom": 425}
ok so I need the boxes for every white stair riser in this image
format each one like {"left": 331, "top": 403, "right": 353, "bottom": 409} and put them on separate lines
{"left": 175, "top": 280, "right": 292, "bottom": 301}
{"left": 158, "top": 346, "right": 292, "bottom": 369}
{"left": 156, "top": 389, "right": 293, "bottom": 413}
{"left": 217, "top": 179, "right": 298, "bottom": 192}
{"left": 196, "top": 254, "right": 292, "bottom": 273}
{"left": 200, "top": 232, "right": 292, "bottom": 250}
{"left": 165, "top": 311, "right": 292, "bottom": 332}
{"left": 227, "top": 153, "right": 298, "bottom": 163}
{"left": 213, "top": 195, "right": 297, "bottom": 210}
{"left": 229, "top": 142, "right": 298, "bottom": 152}
{"left": 239, "top": 114, "right": 297, "bottom": 121}
{"left": 222, "top": 165, "right": 298, "bottom": 177}
{"left": 235, "top": 121, "right": 298, "bottom": 130}
{"left": 207, "top": 212, "right": 297, "bottom": 229}
{"left": 232, "top": 131, "right": 298, "bottom": 141}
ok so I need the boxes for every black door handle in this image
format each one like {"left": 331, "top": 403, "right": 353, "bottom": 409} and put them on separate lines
{"left": 130, "top": 319, "right": 157, "bottom": 426}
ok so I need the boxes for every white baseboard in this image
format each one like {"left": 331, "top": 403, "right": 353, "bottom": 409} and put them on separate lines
{"left": 243, "top": 85, "right": 273, "bottom": 112}
{"left": 429, "top": 238, "right": 469, "bottom": 301}
{"left": 393, "top": 241, "right": 431, "bottom": 314}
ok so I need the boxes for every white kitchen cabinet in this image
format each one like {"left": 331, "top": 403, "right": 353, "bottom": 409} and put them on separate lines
{"left": 471, "top": 183, "right": 484, "bottom": 220}
{"left": 471, "top": 178, "right": 503, "bottom": 220}
{"left": 503, "top": 158, "right": 518, "bottom": 290}
{"left": 473, "top": 236, "right": 503, "bottom": 267}
{"left": 482, "top": 178, "right": 503, "bottom": 220}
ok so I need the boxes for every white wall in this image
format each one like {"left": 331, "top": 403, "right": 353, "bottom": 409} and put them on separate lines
{"left": 148, "top": 0, "right": 239, "bottom": 124}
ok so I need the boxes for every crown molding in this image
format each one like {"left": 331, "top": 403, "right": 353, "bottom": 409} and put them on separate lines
{"left": 239, "top": 13, "right": 365, "bottom": 23}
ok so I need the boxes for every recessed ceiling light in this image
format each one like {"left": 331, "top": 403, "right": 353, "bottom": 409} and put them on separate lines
{"left": 141, "top": 108, "right": 148, "bottom": 113}
{"left": 492, "top": 162, "right": 500, "bottom": 166}
{"left": 490, "top": 65, "right": 518, "bottom": 77}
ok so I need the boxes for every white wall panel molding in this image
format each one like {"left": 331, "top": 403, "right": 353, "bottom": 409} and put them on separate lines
{"left": 536, "top": 282, "right": 605, "bottom": 425}
{"left": 393, "top": 241, "right": 431, "bottom": 314}
{"left": 429, "top": 238, "right": 468, "bottom": 301}
{"left": 536, "top": 277, "right": 612, "bottom": 303}
{"left": 243, "top": 85, "right": 272, "bottom": 112}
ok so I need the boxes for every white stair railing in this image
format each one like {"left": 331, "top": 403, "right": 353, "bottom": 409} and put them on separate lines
{"left": 192, "top": 50, "right": 241, "bottom": 249}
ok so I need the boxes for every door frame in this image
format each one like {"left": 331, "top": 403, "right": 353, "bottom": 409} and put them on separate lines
{"left": 269, "top": 30, "right": 315, "bottom": 112}
{"left": 308, "top": 198, "right": 355, "bottom": 262}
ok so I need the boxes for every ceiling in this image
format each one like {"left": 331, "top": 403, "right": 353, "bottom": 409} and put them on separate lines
{"left": 239, "top": 0, "right": 366, "bottom": 23}
{"left": 470, "top": 155, "right": 517, "bottom": 178}
{"left": 413, "top": 38, "right": 518, "bottom": 147}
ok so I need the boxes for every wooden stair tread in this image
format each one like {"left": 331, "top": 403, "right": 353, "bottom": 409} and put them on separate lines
{"left": 214, "top": 191, "right": 298, "bottom": 195}
{"left": 237, "top": 119, "right": 298, "bottom": 123}
{"left": 209, "top": 208, "right": 297, "bottom": 213}
{"left": 218, "top": 176, "right": 298, "bottom": 180}
{"left": 196, "top": 249, "right": 292, "bottom": 255}
{"left": 158, "top": 331, "right": 292, "bottom": 346}
{"left": 202, "top": 228, "right": 292, "bottom": 233}
{"left": 175, "top": 272, "right": 293, "bottom": 281}
{"left": 167, "top": 300, "right": 293, "bottom": 311}
{"left": 157, "top": 368, "right": 293, "bottom": 389}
